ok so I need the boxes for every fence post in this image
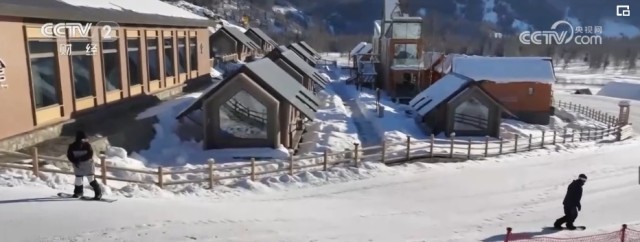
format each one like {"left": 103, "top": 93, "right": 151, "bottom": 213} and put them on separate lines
{"left": 429, "top": 134, "right": 435, "bottom": 158}
{"left": 587, "top": 129, "right": 591, "bottom": 141}
{"left": 499, "top": 137, "right": 503, "bottom": 154}
{"left": 30, "top": 147, "right": 39, "bottom": 176}
{"left": 289, "top": 151, "right": 294, "bottom": 175}
{"left": 354, "top": 143, "right": 360, "bottom": 167}
{"left": 621, "top": 224, "right": 627, "bottom": 242}
{"left": 250, "top": 158, "right": 256, "bottom": 181}
{"left": 504, "top": 227, "right": 512, "bottom": 242}
{"left": 563, "top": 128, "right": 567, "bottom": 144}
{"left": 380, "top": 141, "right": 386, "bottom": 163}
{"left": 208, "top": 158, "right": 215, "bottom": 189}
{"left": 616, "top": 125, "right": 623, "bottom": 141}
{"left": 467, "top": 139, "right": 472, "bottom": 159}
{"left": 157, "top": 166, "right": 164, "bottom": 188}
{"left": 514, "top": 135, "right": 519, "bottom": 153}
{"left": 528, "top": 134, "right": 532, "bottom": 151}
{"left": 405, "top": 136, "right": 411, "bottom": 161}
{"left": 552, "top": 130, "right": 557, "bottom": 145}
{"left": 541, "top": 130, "right": 546, "bottom": 147}
{"left": 484, "top": 136, "right": 489, "bottom": 157}
{"left": 579, "top": 129, "right": 583, "bottom": 141}
{"left": 449, "top": 133, "right": 455, "bottom": 158}
{"left": 323, "top": 149, "right": 329, "bottom": 171}
{"left": 606, "top": 124, "right": 611, "bottom": 136}
{"left": 572, "top": 130, "right": 576, "bottom": 142}
{"left": 100, "top": 155, "right": 107, "bottom": 185}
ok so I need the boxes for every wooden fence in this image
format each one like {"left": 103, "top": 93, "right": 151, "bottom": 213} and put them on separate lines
{"left": 555, "top": 100, "right": 619, "bottom": 125}
{"left": 0, "top": 124, "right": 631, "bottom": 190}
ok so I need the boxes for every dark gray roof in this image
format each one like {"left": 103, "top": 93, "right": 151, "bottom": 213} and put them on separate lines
{"left": 218, "top": 26, "right": 261, "bottom": 50}
{"left": 0, "top": 0, "right": 215, "bottom": 27}
{"left": 267, "top": 49, "right": 327, "bottom": 89}
{"left": 246, "top": 28, "right": 278, "bottom": 46}
{"left": 176, "top": 58, "right": 319, "bottom": 120}
{"left": 409, "top": 73, "right": 472, "bottom": 117}
{"left": 288, "top": 43, "right": 318, "bottom": 66}
{"left": 298, "top": 41, "right": 321, "bottom": 58}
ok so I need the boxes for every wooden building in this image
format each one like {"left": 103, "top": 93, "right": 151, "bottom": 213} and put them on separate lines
{"left": 409, "top": 73, "right": 513, "bottom": 137}
{"left": 0, "top": 0, "right": 212, "bottom": 147}
{"left": 265, "top": 47, "right": 328, "bottom": 93}
{"left": 451, "top": 56, "right": 556, "bottom": 125}
{"left": 176, "top": 58, "right": 319, "bottom": 149}
{"left": 244, "top": 27, "right": 277, "bottom": 54}
{"left": 298, "top": 41, "right": 322, "bottom": 59}
{"left": 209, "top": 26, "right": 260, "bottom": 62}
{"left": 287, "top": 43, "right": 318, "bottom": 67}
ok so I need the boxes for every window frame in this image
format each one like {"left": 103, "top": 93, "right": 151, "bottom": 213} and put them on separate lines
{"left": 26, "top": 39, "right": 62, "bottom": 110}
{"left": 67, "top": 40, "right": 96, "bottom": 101}
{"left": 100, "top": 39, "right": 122, "bottom": 93}
{"left": 125, "top": 37, "right": 143, "bottom": 87}
{"left": 163, "top": 32, "right": 176, "bottom": 79}
{"left": 189, "top": 35, "right": 198, "bottom": 72}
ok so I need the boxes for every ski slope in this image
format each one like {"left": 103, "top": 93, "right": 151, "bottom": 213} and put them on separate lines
{"left": 1, "top": 138, "right": 639, "bottom": 242}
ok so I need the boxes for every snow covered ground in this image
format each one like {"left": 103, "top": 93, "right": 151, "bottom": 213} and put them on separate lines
{"left": 1, "top": 55, "right": 639, "bottom": 241}
{"left": 1, "top": 138, "right": 639, "bottom": 241}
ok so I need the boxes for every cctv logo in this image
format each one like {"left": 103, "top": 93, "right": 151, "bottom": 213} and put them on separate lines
{"left": 617, "top": 5, "right": 630, "bottom": 17}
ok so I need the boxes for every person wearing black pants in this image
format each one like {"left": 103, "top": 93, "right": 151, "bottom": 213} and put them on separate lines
{"left": 554, "top": 174, "right": 587, "bottom": 230}
{"left": 66, "top": 131, "right": 102, "bottom": 200}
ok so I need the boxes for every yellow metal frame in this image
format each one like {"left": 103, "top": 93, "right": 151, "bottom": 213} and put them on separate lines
{"left": 35, "top": 105, "right": 62, "bottom": 125}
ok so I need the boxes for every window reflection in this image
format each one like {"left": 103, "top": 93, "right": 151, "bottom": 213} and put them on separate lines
{"left": 453, "top": 97, "right": 489, "bottom": 131}
{"left": 219, "top": 90, "right": 268, "bottom": 139}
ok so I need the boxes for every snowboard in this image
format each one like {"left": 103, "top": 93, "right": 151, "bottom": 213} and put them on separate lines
{"left": 544, "top": 226, "right": 586, "bottom": 231}
{"left": 57, "top": 192, "right": 117, "bottom": 203}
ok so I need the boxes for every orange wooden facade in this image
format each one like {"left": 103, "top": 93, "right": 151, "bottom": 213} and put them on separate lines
{"left": 480, "top": 82, "right": 552, "bottom": 113}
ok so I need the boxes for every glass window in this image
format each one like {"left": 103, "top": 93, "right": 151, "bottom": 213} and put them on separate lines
{"left": 164, "top": 37, "right": 175, "bottom": 77}
{"left": 101, "top": 41, "right": 121, "bottom": 91}
{"left": 392, "top": 22, "right": 421, "bottom": 39}
{"left": 219, "top": 90, "right": 268, "bottom": 139}
{"left": 28, "top": 41, "right": 60, "bottom": 108}
{"left": 393, "top": 43, "right": 419, "bottom": 65}
{"left": 189, "top": 37, "right": 197, "bottom": 71}
{"left": 453, "top": 97, "right": 489, "bottom": 131}
{"left": 69, "top": 41, "right": 94, "bottom": 99}
{"left": 177, "top": 38, "right": 187, "bottom": 74}
{"left": 126, "top": 39, "right": 141, "bottom": 85}
{"left": 147, "top": 39, "right": 161, "bottom": 81}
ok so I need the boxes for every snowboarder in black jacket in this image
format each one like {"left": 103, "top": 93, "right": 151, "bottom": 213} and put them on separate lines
{"left": 554, "top": 174, "right": 587, "bottom": 230}
{"left": 67, "top": 131, "right": 102, "bottom": 200}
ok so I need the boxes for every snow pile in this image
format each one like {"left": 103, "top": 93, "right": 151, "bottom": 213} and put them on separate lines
{"left": 60, "top": 0, "right": 207, "bottom": 20}
{"left": 297, "top": 89, "right": 360, "bottom": 154}
{"left": 597, "top": 81, "right": 640, "bottom": 100}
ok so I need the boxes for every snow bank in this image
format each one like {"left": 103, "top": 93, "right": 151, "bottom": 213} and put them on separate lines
{"left": 60, "top": 0, "right": 207, "bottom": 20}
{"left": 297, "top": 89, "right": 360, "bottom": 154}
{"left": 597, "top": 81, "right": 640, "bottom": 100}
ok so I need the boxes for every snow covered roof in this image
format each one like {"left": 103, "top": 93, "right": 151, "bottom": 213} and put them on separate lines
{"left": 0, "top": 0, "right": 214, "bottom": 27}
{"left": 246, "top": 28, "right": 278, "bottom": 47}
{"left": 266, "top": 49, "right": 327, "bottom": 89}
{"left": 288, "top": 43, "right": 318, "bottom": 66}
{"left": 409, "top": 74, "right": 472, "bottom": 117}
{"left": 217, "top": 26, "right": 261, "bottom": 51}
{"left": 176, "top": 59, "right": 319, "bottom": 120}
{"left": 451, "top": 56, "right": 556, "bottom": 83}
{"left": 298, "top": 41, "right": 321, "bottom": 58}
{"left": 350, "top": 42, "right": 368, "bottom": 56}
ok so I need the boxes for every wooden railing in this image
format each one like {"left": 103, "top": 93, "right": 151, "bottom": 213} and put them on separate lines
{"left": 221, "top": 54, "right": 238, "bottom": 62}
{"left": 223, "top": 98, "right": 267, "bottom": 125}
{"left": 555, "top": 100, "right": 619, "bottom": 125}
{"left": 0, "top": 124, "right": 631, "bottom": 190}
{"left": 454, "top": 113, "right": 488, "bottom": 130}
